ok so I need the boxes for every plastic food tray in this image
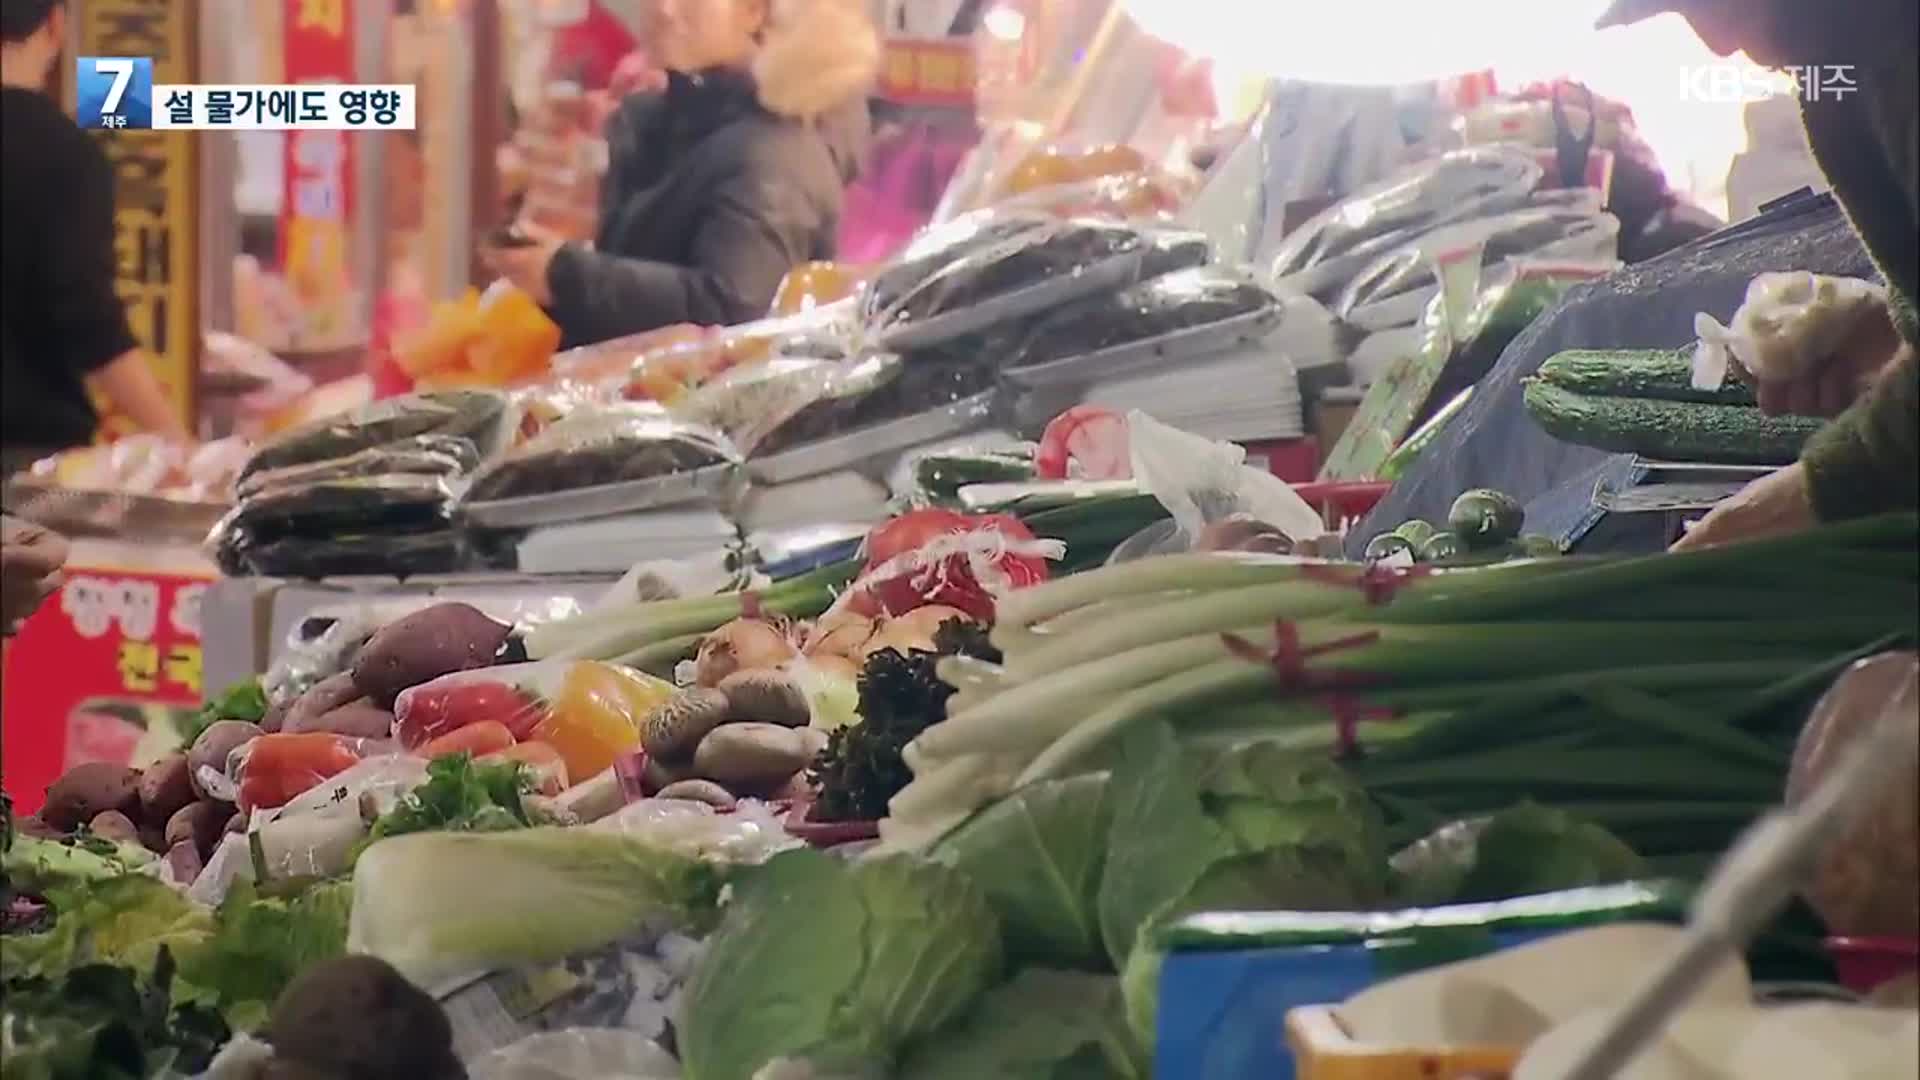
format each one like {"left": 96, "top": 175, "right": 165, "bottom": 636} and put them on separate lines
{"left": 2, "top": 480, "right": 231, "bottom": 543}
{"left": 459, "top": 463, "right": 744, "bottom": 530}
{"left": 746, "top": 392, "right": 1000, "bottom": 486}
{"left": 869, "top": 250, "right": 1148, "bottom": 352}
{"left": 1002, "top": 304, "right": 1284, "bottom": 391}
{"left": 1284, "top": 1006, "right": 1519, "bottom": 1080}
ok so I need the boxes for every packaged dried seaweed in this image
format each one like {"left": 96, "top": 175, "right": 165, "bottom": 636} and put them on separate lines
{"left": 462, "top": 403, "right": 741, "bottom": 504}
{"left": 1006, "top": 268, "right": 1279, "bottom": 371}
{"left": 237, "top": 390, "right": 512, "bottom": 483}
{"left": 233, "top": 435, "right": 481, "bottom": 500}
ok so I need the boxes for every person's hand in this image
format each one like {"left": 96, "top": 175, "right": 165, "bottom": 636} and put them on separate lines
{"left": 1750, "top": 301, "right": 1902, "bottom": 418}
{"left": 1671, "top": 462, "right": 1817, "bottom": 552}
{"left": 2, "top": 516, "right": 69, "bottom": 635}
{"left": 480, "top": 225, "right": 565, "bottom": 307}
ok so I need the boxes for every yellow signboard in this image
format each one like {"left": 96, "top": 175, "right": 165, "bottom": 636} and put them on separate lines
{"left": 76, "top": 0, "right": 198, "bottom": 440}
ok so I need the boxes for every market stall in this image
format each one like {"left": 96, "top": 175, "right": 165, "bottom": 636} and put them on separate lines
{"left": 4, "top": 1, "right": 1917, "bottom": 1076}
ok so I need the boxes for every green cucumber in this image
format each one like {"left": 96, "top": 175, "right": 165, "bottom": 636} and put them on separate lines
{"left": 1418, "top": 531, "right": 1463, "bottom": 562}
{"left": 1393, "top": 519, "right": 1439, "bottom": 548}
{"left": 1523, "top": 380, "right": 1825, "bottom": 465}
{"left": 1537, "top": 348, "right": 1758, "bottom": 407}
{"left": 1364, "top": 533, "right": 1417, "bottom": 563}
{"left": 1448, "top": 490, "right": 1525, "bottom": 550}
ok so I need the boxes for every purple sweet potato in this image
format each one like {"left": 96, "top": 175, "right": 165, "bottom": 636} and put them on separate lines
{"left": 138, "top": 753, "right": 197, "bottom": 825}
{"left": 350, "top": 603, "right": 511, "bottom": 707}
{"left": 42, "top": 763, "right": 141, "bottom": 832}
{"left": 291, "top": 700, "right": 396, "bottom": 740}
{"left": 189, "top": 720, "right": 263, "bottom": 800}
{"left": 165, "top": 801, "right": 227, "bottom": 861}
{"left": 88, "top": 810, "right": 142, "bottom": 846}
{"left": 282, "top": 673, "right": 362, "bottom": 734}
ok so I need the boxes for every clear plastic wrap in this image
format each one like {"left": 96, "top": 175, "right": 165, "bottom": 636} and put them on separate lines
{"left": 591, "top": 798, "right": 799, "bottom": 864}
{"left": 210, "top": 473, "right": 463, "bottom": 578}
{"left": 467, "top": 1030, "right": 681, "bottom": 1080}
{"left": 1692, "top": 272, "right": 1890, "bottom": 391}
{"left": 392, "top": 660, "right": 668, "bottom": 786}
{"left": 236, "top": 389, "right": 512, "bottom": 484}
{"left": 860, "top": 214, "right": 1208, "bottom": 349}
{"left": 228, "top": 731, "right": 377, "bottom": 813}
{"left": 1335, "top": 192, "right": 1620, "bottom": 330}
{"left": 1107, "top": 411, "right": 1326, "bottom": 562}
{"left": 1005, "top": 267, "right": 1281, "bottom": 377}
{"left": 991, "top": 171, "right": 1190, "bottom": 223}
{"left": 462, "top": 403, "right": 742, "bottom": 504}
{"left": 1269, "top": 146, "right": 1544, "bottom": 300}
{"left": 232, "top": 434, "right": 480, "bottom": 501}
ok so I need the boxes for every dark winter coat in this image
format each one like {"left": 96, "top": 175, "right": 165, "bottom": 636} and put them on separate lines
{"left": 544, "top": 65, "right": 871, "bottom": 348}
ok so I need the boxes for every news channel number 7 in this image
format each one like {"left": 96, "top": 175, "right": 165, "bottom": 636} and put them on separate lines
{"left": 76, "top": 57, "right": 415, "bottom": 131}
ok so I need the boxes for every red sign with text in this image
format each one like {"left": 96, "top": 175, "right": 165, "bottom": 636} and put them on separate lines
{"left": 878, "top": 38, "right": 978, "bottom": 109}
{"left": 1, "top": 568, "right": 211, "bottom": 814}
{"left": 279, "top": 0, "right": 356, "bottom": 308}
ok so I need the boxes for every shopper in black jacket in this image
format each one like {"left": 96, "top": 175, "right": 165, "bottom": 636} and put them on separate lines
{"left": 485, "top": 0, "right": 877, "bottom": 348}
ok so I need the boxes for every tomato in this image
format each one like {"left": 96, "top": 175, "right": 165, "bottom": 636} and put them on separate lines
{"left": 852, "top": 511, "right": 1049, "bottom": 621}
{"left": 396, "top": 680, "right": 545, "bottom": 748}
{"left": 480, "top": 741, "right": 570, "bottom": 795}
{"left": 1036, "top": 406, "right": 1131, "bottom": 481}
{"left": 236, "top": 733, "right": 364, "bottom": 813}
{"left": 420, "top": 721, "right": 519, "bottom": 761}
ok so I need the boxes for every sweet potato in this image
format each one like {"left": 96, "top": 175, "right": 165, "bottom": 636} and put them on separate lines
{"left": 189, "top": 720, "right": 263, "bottom": 800}
{"left": 288, "top": 699, "right": 395, "bottom": 740}
{"left": 42, "top": 763, "right": 141, "bottom": 832}
{"left": 282, "top": 672, "right": 362, "bottom": 734}
{"left": 88, "top": 810, "right": 141, "bottom": 846}
{"left": 350, "top": 603, "right": 511, "bottom": 706}
{"left": 138, "top": 753, "right": 197, "bottom": 825}
{"left": 165, "top": 801, "right": 227, "bottom": 861}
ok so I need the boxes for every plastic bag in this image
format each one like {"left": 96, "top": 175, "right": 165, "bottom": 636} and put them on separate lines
{"left": 463, "top": 403, "right": 741, "bottom": 504}
{"left": 861, "top": 215, "right": 1205, "bottom": 346}
{"left": 1335, "top": 193, "right": 1620, "bottom": 329}
{"left": 210, "top": 473, "right": 462, "bottom": 577}
{"left": 592, "top": 798, "right": 799, "bottom": 864}
{"left": 233, "top": 434, "right": 480, "bottom": 500}
{"left": 622, "top": 308, "right": 857, "bottom": 405}
{"left": 440, "top": 933, "right": 708, "bottom": 1064}
{"left": 467, "top": 1029, "right": 681, "bottom": 1080}
{"left": 1692, "top": 272, "right": 1889, "bottom": 391}
{"left": 1269, "top": 146, "right": 1543, "bottom": 300}
{"left": 229, "top": 731, "right": 375, "bottom": 813}
{"left": 897, "top": 439, "right": 1036, "bottom": 507}
{"left": 1110, "top": 411, "right": 1324, "bottom": 561}
{"left": 991, "top": 170, "right": 1189, "bottom": 223}
{"left": 393, "top": 660, "right": 667, "bottom": 785}
{"left": 1005, "top": 267, "right": 1279, "bottom": 373}
{"left": 236, "top": 389, "right": 512, "bottom": 484}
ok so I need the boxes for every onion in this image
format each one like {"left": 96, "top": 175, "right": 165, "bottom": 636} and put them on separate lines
{"left": 1786, "top": 651, "right": 1919, "bottom": 937}
{"left": 694, "top": 618, "right": 799, "bottom": 688}
{"left": 861, "top": 605, "right": 972, "bottom": 659}
{"left": 803, "top": 610, "right": 876, "bottom": 659}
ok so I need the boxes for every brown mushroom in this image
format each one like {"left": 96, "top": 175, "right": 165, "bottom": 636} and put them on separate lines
{"left": 641, "top": 688, "right": 731, "bottom": 761}
{"left": 718, "top": 669, "right": 810, "bottom": 729}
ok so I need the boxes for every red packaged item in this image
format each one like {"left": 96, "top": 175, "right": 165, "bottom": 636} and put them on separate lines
{"left": 843, "top": 508, "right": 1060, "bottom": 621}
{"left": 1036, "top": 405, "right": 1131, "bottom": 481}
{"left": 235, "top": 733, "right": 366, "bottom": 813}
{"left": 419, "top": 721, "right": 518, "bottom": 761}
{"left": 393, "top": 664, "right": 551, "bottom": 747}
{"left": 480, "top": 741, "right": 570, "bottom": 795}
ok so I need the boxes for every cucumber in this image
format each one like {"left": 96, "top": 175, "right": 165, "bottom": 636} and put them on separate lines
{"left": 1448, "top": 489, "right": 1525, "bottom": 550}
{"left": 1537, "top": 349, "right": 1758, "bottom": 406}
{"left": 1393, "top": 519, "right": 1438, "bottom": 548}
{"left": 1418, "top": 531, "right": 1463, "bottom": 562}
{"left": 1364, "top": 533, "right": 1417, "bottom": 563}
{"left": 1523, "top": 380, "right": 1824, "bottom": 465}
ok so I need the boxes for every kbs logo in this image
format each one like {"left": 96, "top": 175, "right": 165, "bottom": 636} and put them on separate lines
{"left": 1678, "top": 64, "right": 1858, "bottom": 104}
{"left": 76, "top": 56, "right": 154, "bottom": 129}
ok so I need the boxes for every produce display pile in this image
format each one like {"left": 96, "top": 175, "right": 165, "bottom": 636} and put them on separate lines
{"left": 7, "top": 493, "right": 1914, "bottom": 1077}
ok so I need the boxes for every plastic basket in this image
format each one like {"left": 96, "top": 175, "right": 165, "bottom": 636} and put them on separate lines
{"left": 1286, "top": 1006, "right": 1519, "bottom": 1080}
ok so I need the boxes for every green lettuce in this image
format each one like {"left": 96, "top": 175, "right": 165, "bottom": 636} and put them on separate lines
{"left": 1098, "top": 724, "right": 1386, "bottom": 970}
{"left": 175, "top": 878, "right": 354, "bottom": 1030}
{"left": 367, "top": 752, "right": 533, "bottom": 842}
{"left": 928, "top": 772, "right": 1112, "bottom": 970}
{"left": 1, "top": 872, "right": 211, "bottom": 984}
{"left": 898, "top": 969, "right": 1143, "bottom": 1079}
{"left": 0, "top": 953, "right": 229, "bottom": 1080}
{"left": 678, "top": 849, "right": 1003, "bottom": 1080}
{"left": 347, "top": 826, "right": 723, "bottom": 989}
